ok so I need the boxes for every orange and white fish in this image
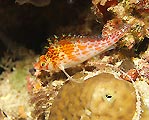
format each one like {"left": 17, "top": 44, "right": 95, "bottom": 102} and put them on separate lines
{"left": 34, "top": 24, "right": 130, "bottom": 79}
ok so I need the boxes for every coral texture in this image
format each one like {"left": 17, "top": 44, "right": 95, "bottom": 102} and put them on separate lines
{"left": 49, "top": 73, "right": 136, "bottom": 120}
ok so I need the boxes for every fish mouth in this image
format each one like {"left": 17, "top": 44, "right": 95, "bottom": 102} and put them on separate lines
{"left": 29, "top": 68, "right": 36, "bottom": 75}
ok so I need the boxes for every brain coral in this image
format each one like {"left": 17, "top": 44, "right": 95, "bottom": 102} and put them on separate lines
{"left": 49, "top": 73, "right": 136, "bottom": 120}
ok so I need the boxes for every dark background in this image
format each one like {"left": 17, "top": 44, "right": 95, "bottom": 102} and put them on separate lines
{"left": 0, "top": 0, "right": 95, "bottom": 54}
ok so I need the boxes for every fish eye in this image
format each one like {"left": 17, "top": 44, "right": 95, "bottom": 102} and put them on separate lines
{"left": 41, "top": 62, "right": 46, "bottom": 67}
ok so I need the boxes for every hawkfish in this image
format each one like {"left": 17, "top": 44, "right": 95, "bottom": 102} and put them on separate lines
{"left": 34, "top": 24, "right": 130, "bottom": 80}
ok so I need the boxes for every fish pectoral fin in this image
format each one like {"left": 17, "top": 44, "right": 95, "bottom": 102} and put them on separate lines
{"left": 58, "top": 65, "right": 82, "bottom": 83}
{"left": 58, "top": 65, "right": 72, "bottom": 80}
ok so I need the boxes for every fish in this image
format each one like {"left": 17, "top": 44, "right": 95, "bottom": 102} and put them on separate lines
{"left": 34, "top": 24, "right": 130, "bottom": 80}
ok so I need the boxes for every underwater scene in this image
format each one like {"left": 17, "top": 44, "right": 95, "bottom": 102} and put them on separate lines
{"left": 0, "top": 0, "right": 149, "bottom": 119}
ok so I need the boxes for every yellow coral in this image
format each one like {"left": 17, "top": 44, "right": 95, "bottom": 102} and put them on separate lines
{"left": 49, "top": 73, "right": 136, "bottom": 120}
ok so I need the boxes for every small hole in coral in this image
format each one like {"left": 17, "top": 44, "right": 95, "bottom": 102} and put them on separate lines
{"left": 105, "top": 94, "right": 113, "bottom": 102}
{"left": 106, "top": 94, "right": 112, "bottom": 98}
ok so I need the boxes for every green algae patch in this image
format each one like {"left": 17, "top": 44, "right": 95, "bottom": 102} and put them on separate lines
{"left": 9, "top": 67, "right": 28, "bottom": 91}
